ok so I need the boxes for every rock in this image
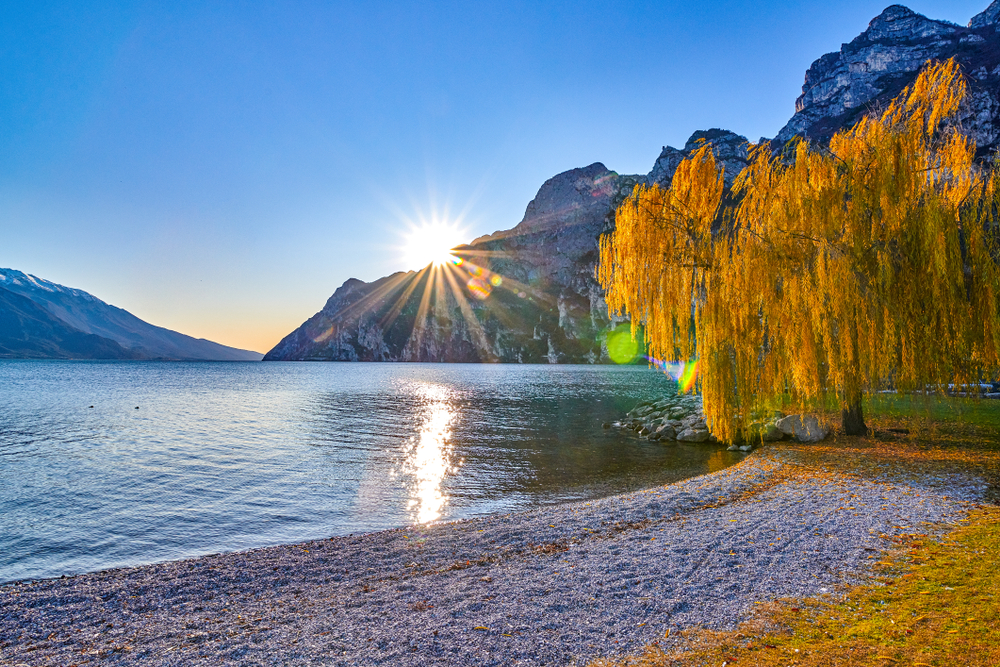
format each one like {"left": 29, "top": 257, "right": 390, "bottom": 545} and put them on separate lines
{"left": 738, "top": 444, "right": 753, "bottom": 452}
{"left": 655, "top": 424, "right": 677, "bottom": 440}
{"left": 681, "top": 415, "right": 706, "bottom": 429}
{"left": 676, "top": 428, "right": 711, "bottom": 443}
{"left": 776, "top": 3, "right": 1000, "bottom": 155}
{"left": 969, "top": 0, "right": 1000, "bottom": 29}
{"left": 638, "top": 426, "right": 651, "bottom": 437}
{"left": 649, "top": 129, "right": 750, "bottom": 189}
{"left": 762, "top": 424, "right": 785, "bottom": 442}
{"left": 726, "top": 445, "right": 739, "bottom": 451}
{"left": 775, "top": 414, "right": 829, "bottom": 442}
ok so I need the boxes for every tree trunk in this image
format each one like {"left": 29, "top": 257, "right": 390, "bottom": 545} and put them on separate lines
{"left": 841, "top": 393, "right": 868, "bottom": 436}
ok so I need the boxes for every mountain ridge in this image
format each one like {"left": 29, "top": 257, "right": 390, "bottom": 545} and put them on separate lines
{"left": 0, "top": 285, "right": 142, "bottom": 360}
{"left": 0, "top": 269, "right": 263, "bottom": 361}
{"left": 266, "top": 1, "right": 1000, "bottom": 364}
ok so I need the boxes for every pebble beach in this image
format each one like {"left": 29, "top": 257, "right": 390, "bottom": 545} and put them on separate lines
{"left": 0, "top": 441, "right": 991, "bottom": 667}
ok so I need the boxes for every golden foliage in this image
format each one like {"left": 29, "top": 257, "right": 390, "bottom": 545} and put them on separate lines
{"left": 599, "top": 59, "right": 1000, "bottom": 442}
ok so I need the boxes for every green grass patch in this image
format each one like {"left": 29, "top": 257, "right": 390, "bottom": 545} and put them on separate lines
{"left": 866, "top": 392, "right": 1000, "bottom": 433}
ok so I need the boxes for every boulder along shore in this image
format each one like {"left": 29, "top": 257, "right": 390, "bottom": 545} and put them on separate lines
{"left": 608, "top": 394, "right": 829, "bottom": 449}
{"left": 0, "top": 443, "right": 990, "bottom": 667}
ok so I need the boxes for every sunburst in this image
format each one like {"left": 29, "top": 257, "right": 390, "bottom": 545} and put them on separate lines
{"left": 401, "top": 221, "right": 467, "bottom": 269}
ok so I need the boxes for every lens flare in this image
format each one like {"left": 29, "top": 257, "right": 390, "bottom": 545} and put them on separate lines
{"left": 467, "top": 277, "right": 492, "bottom": 300}
{"left": 606, "top": 327, "right": 639, "bottom": 364}
{"left": 657, "top": 359, "right": 700, "bottom": 392}
{"left": 678, "top": 360, "right": 699, "bottom": 392}
{"left": 448, "top": 258, "right": 504, "bottom": 300}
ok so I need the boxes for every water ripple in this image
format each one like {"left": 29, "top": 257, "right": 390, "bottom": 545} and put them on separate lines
{"left": 0, "top": 360, "right": 741, "bottom": 582}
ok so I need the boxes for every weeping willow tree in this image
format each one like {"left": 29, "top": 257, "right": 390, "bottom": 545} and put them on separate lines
{"left": 599, "top": 59, "right": 1000, "bottom": 441}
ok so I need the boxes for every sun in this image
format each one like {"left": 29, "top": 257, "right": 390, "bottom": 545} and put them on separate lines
{"left": 402, "top": 222, "right": 467, "bottom": 269}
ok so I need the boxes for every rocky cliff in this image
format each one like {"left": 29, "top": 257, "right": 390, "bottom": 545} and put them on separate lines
{"left": 264, "top": 164, "right": 647, "bottom": 363}
{"left": 265, "top": 2, "right": 1000, "bottom": 364}
{"left": 776, "top": 2, "right": 1000, "bottom": 153}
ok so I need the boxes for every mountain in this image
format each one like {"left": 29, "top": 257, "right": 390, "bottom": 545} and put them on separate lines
{"left": 264, "top": 164, "right": 647, "bottom": 363}
{"left": 776, "top": 2, "right": 1000, "bottom": 154}
{"left": 266, "top": 1, "right": 1000, "bottom": 364}
{"left": 0, "top": 269, "right": 262, "bottom": 361}
{"left": 0, "top": 286, "right": 140, "bottom": 360}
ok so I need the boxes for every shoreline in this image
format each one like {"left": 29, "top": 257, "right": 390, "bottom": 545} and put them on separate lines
{"left": 0, "top": 444, "right": 990, "bottom": 666}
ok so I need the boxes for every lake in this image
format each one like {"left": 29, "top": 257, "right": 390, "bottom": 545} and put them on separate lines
{"left": 0, "top": 361, "right": 741, "bottom": 583}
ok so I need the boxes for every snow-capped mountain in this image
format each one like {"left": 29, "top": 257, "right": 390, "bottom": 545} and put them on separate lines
{"left": 0, "top": 269, "right": 262, "bottom": 361}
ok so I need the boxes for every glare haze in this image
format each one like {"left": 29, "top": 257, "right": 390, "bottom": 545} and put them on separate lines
{"left": 0, "top": 0, "right": 988, "bottom": 353}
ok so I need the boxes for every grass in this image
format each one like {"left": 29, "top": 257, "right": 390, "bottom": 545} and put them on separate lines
{"left": 865, "top": 392, "right": 1000, "bottom": 434}
{"left": 589, "top": 398, "right": 1000, "bottom": 667}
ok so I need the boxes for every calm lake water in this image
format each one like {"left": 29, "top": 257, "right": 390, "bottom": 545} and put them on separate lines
{"left": 0, "top": 361, "right": 741, "bottom": 583}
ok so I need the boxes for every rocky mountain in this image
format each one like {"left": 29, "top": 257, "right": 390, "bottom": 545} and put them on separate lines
{"left": 0, "top": 269, "right": 263, "bottom": 361}
{"left": 265, "top": 164, "right": 645, "bottom": 363}
{"left": 776, "top": 2, "right": 1000, "bottom": 154}
{"left": 266, "top": 1, "right": 1000, "bottom": 364}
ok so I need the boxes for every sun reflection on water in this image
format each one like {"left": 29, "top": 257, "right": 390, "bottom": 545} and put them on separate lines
{"left": 402, "top": 385, "right": 459, "bottom": 524}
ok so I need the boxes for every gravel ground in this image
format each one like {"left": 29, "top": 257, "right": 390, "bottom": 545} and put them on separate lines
{"left": 0, "top": 444, "right": 991, "bottom": 667}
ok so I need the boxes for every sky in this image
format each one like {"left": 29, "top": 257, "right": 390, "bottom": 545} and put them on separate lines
{"left": 1, "top": 0, "right": 992, "bottom": 353}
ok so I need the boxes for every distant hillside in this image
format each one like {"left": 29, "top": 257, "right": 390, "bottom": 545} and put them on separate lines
{"left": 266, "top": 1, "right": 1000, "bottom": 364}
{"left": 0, "top": 286, "right": 140, "bottom": 359}
{"left": 0, "top": 269, "right": 262, "bottom": 361}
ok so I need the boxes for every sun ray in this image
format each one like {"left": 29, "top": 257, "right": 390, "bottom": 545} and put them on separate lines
{"left": 440, "top": 262, "right": 494, "bottom": 359}
{"left": 311, "top": 271, "right": 414, "bottom": 345}
{"left": 378, "top": 266, "right": 430, "bottom": 333}
{"left": 448, "top": 252, "right": 553, "bottom": 308}
{"left": 407, "top": 267, "right": 437, "bottom": 358}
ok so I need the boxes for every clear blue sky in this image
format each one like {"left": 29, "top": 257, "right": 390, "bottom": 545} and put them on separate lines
{"left": 1, "top": 0, "right": 989, "bottom": 352}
